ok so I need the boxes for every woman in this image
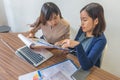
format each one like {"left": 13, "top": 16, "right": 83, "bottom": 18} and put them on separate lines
{"left": 56, "top": 3, "right": 107, "bottom": 70}
{"left": 28, "top": 2, "right": 70, "bottom": 44}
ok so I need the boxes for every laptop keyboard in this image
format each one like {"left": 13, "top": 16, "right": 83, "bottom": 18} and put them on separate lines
{"left": 16, "top": 46, "right": 45, "bottom": 66}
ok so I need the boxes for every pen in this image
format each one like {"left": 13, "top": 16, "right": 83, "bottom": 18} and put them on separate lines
{"left": 43, "top": 35, "right": 47, "bottom": 41}
{"left": 37, "top": 70, "right": 42, "bottom": 80}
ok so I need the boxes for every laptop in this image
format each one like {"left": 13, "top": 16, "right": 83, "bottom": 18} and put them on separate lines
{"left": 15, "top": 46, "right": 53, "bottom": 67}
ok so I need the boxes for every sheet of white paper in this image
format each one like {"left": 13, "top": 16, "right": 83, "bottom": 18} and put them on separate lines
{"left": 18, "top": 34, "right": 34, "bottom": 47}
{"left": 19, "top": 60, "right": 77, "bottom": 80}
{"left": 18, "top": 34, "right": 50, "bottom": 48}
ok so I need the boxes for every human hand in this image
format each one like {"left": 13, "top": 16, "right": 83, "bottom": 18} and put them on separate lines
{"left": 54, "top": 40, "right": 64, "bottom": 47}
{"left": 27, "top": 32, "right": 35, "bottom": 38}
{"left": 60, "top": 39, "right": 80, "bottom": 48}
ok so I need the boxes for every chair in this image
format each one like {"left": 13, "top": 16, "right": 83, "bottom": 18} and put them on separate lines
{"left": 100, "top": 44, "right": 107, "bottom": 67}
{"left": 0, "top": 25, "right": 11, "bottom": 33}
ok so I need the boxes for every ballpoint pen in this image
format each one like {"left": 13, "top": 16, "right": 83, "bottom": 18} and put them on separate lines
{"left": 37, "top": 70, "right": 42, "bottom": 80}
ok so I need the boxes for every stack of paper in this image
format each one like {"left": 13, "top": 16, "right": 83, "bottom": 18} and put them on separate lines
{"left": 19, "top": 60, "right": 78, "bottom": 80}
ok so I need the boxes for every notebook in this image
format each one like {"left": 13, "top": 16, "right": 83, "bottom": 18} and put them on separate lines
{"left": 15, "top": 46, "right": 53, "bottom": 67}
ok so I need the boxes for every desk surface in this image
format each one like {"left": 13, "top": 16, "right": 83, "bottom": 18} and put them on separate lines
{"left": 0, "top": 33, "right": 119, "bottom": 80}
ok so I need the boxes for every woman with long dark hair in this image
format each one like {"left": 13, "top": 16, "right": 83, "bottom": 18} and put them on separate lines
{"left": 28, "top": 2, "right": 70, "bottom": 44}
{"left": 56, "top": 3, "right": 107, "bottom": 70}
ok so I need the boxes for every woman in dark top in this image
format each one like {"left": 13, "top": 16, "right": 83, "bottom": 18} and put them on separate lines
{"left": 55, "top": 3, "right": 107, "bottom": 70}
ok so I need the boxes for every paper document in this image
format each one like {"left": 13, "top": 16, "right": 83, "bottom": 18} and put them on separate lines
{"left": 18, "top": 34, "right": 68, "bottom": 50}
{"left": 18, "top": 34, "right": 33, "bottom": 47}
{"left": 19, "top": 60, "right": 78, "bottom": 80}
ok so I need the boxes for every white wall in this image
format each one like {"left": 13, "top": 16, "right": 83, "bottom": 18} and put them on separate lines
{"left": 2, "top": 0, "right": 120, "bottom": 77}
{"left": 3, "top": 0, "right": 41, "bottom": 32}
{"left": 0, "top": 0, "right": 7, "bottom": 25}
{"left": 100, "top": 0, "right": 120, "bottom": 77}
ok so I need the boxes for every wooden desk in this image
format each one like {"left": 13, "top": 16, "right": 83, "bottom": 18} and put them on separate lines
{"left": 0, "top": 33, "right": 119, "bottom": 80}
{"left": 66, "top": 54, "right": 120, "bottom": 80}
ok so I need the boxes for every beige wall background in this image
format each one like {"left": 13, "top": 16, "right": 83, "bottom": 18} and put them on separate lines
{"left": 0, "top": 0, "right": 120, "bottom": 77}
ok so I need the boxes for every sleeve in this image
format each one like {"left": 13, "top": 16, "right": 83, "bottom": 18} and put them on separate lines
{"left": 75, "top": 37, "right": 106, "bottom": 70}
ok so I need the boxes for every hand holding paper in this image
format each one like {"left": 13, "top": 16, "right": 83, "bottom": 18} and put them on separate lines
{"left": 18, "top": 34, "right": 34, "bottom": 48}
{"left": 18, "top": 34, "right": 53, "bottom": 49}
{"left": 18, "top": 34, "right": 69, "bottom": 50}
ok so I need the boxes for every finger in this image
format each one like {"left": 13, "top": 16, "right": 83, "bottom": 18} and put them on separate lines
{"left": 62, "top": 44, "right": 69, "bottom": 48}
{"left": 54, "top": 42, "right": 60, "bottom": 46}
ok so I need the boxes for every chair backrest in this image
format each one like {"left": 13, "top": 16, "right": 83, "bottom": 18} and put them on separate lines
{"left": 100, "top": 44, "right": 107, "bottom": 67}
{"left": 0, "top": 25, "right": 11, "bottom": 33}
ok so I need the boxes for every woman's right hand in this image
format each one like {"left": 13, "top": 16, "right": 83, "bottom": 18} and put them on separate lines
{"left": 27, "top": 28, "right": 36, "bottom": 38}
{"left": 55, "top": 39, "right": 80, "bottom": 48}
{"left": 27, "top": 32, "right": 35, "bottom": 38}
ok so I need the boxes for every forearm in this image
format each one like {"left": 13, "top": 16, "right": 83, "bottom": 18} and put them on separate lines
{"left": 28, "top": 26, "right": 41, "bottom": 38}
{"left": 75, "top": 44, "right": 93, "bottom": 70}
